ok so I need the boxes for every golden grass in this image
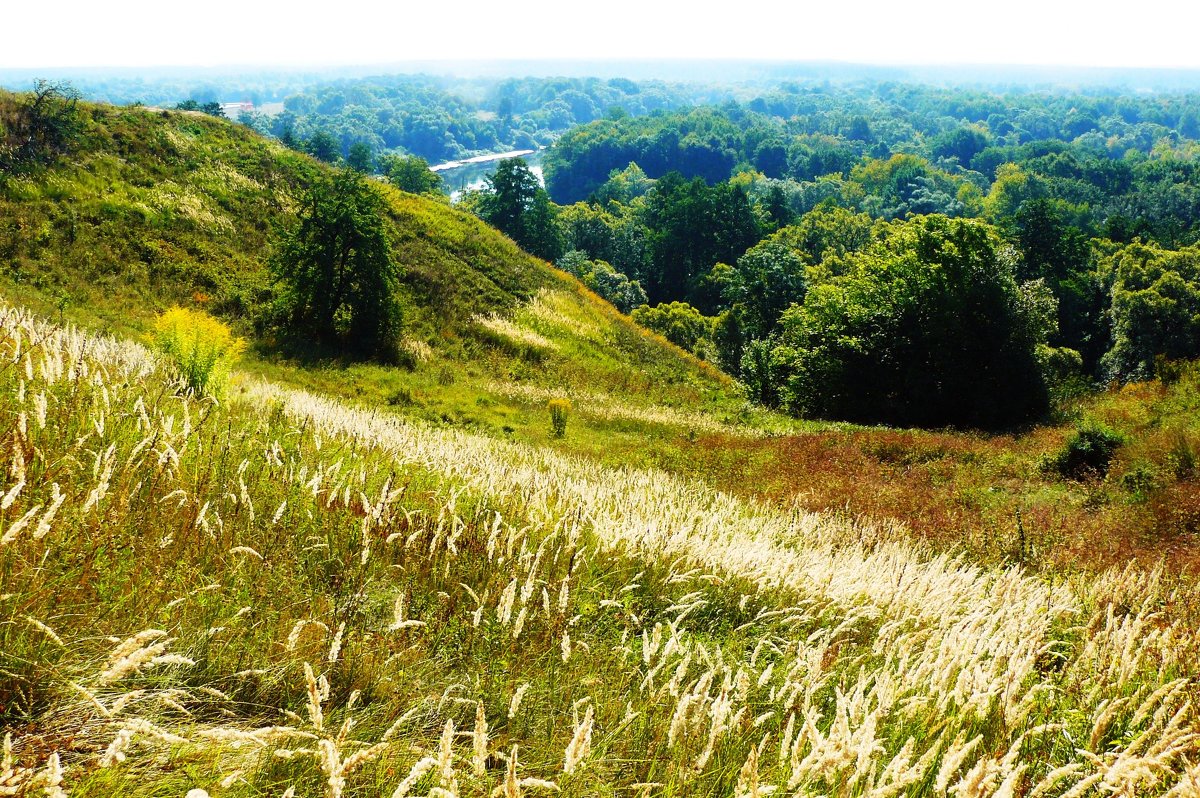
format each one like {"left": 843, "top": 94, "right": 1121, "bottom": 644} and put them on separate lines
{"left": 1, "top": 303, "right": 1199, "bottom": 797}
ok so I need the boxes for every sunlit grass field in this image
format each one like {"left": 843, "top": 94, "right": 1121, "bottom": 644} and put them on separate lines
{"left": 3, "top": 305, "right": 1200, "bottom": 797}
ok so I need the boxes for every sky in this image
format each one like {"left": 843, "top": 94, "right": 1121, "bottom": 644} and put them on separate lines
{"left": 5, "top": 0, "right": 1200, "bottom": 70}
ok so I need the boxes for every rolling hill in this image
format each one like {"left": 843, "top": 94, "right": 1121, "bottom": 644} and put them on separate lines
{"left": 2, "top": 86, "right": 1200, "bottom": 798}
{"left": 0, "top": 90, "right": 758, "bottom": 442}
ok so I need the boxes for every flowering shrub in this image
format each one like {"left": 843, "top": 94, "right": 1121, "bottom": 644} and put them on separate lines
{"left": 152, "top": 306, "right": 245, "bottom": 397}
{"left": 548, "top": 397, "right": 571, "bottom": 437}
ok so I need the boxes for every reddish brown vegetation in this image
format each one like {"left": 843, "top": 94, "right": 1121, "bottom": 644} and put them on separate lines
{"left": 685, "top": 422, "right": 1200, "bottom": 575}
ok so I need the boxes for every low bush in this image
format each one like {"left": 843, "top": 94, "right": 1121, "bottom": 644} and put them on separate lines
{"left": 151, "top": 305, "right": 245, "bottom": 397}
{"left": 1043, "top": 420, "right": 1124, "bottom": 479}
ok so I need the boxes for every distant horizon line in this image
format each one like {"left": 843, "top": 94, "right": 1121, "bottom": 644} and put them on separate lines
{"left": 4, "top": 58, "right": 1200, "bottom": 74}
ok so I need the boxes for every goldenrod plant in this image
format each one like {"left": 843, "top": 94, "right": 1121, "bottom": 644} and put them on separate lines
{"left": 151, "top": 306, "right": 245, "bottom": 397}
{"left": 548, "top": 397, "right": 571, "bottom": 438}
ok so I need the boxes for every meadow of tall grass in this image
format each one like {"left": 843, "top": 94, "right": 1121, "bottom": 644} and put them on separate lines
{"left": 2, "top": 304, "right": 1199, "bottom": 797}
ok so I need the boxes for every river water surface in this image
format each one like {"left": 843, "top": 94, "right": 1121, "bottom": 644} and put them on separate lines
{"left": 430, "top": 150, "right": 545, "bottom": 202}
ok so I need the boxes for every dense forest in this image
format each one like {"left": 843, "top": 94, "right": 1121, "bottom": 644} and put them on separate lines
{"left": 446, "top": 82, "right": 1200, "bottom": 428}
{"left": 0, "top": 70, "right": 733, "bottom": 164}
{"left": 238, "top": 75, "right": 733, "bottom": 163}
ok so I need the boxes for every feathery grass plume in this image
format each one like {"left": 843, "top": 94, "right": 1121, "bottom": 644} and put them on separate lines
{"left": 381, "top": 706, "right": 425, "bottom": 742}
{"left": 1164, "top": 763, "right": 1200, "bottom": 797}
{"left": 304, "top": 663, "right": 325, "bottom": 732}
{"left": 81, "top": 443, "right": 115, "bottom": 515}
{"left": 438, "top": 719, "right": 456, "bottom": 786}
{"left": 327, "top": 622, "right": 346, "bottom": 663}
{"left": 42, "top": 753, "right": 67, "bottom": 798}
{"left": 286, "top": 619, "right": 330, "bottom": 652}
{"left": 1, "top": 504, "right": 40, "bottom": 544}
{"left": 100, "top": 630, "right": 177, "bottom": 682}
{"left": 22, "top": 615, "right": 64, "bottom": 646}
{"left": 563, "top": 705, "right": 594, "bottom": 775}
{"left": 473, "top": 701, "right": 489, "bottom": 777}
{"left": 33, "top": 483, "right": 65, "bottom": 539}
{"left": 318, "top": 739, "right": 345, "bottom": 798}
{"left": 934, "top": 733, "right": 984, "bottom": 794}
{"left": 735, "top": 744, "right": 760, "bottom": 798}
{"left": 508, "top": 684, "right": 531, "bottom": 720}
{"left": 391, "top": 757, "right": 438, "bottom": 798}
{"left": 99, "top": 727, "right": 136, "bottom": 767}
{"left": 501, "top": 745, "right": 521, "bottom": 798}
{"left": 1, "top": 476, "right": 24, "bottom": 511}
{"left": 475, "top": 314, "right": 556, "bottom": 352}
{"left": 512, "top": 606, "right": 528, "bottom": 639}
{"left": 1029, "top": 764, "right": 1085, "bottom": 798}
{"left": 338, "top": 742, "right": 390, "bottom": 788}
{"left": 390, "top": 592, "right": 408, "bottom": 630}
{"left": 496, "top": 578, "right": 518, "bottom": 625}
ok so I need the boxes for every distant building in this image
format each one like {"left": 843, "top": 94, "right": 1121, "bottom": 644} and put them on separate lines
{"left": 220, "top": 101, "right": 254, "bottom": 118}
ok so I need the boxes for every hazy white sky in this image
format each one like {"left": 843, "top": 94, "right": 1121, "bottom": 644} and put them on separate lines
{"left": 5, "top": 0, "right": 1200, "bottom": 69}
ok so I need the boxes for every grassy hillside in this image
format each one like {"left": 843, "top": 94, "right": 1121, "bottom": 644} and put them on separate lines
{"left": 4, "top": 90, "right": 1200, "bottom": 582}
{"left": 3, "top": 304, "right": 1200, "bottom": 796}
{"left": 8, "top": 89, "right": 1200, "bottom": 579}
{"left": 0, "top": 91, "right": 747, "bottom": 443}
{"left": 3, "top": 89, "right": 1200, "bottom": 795}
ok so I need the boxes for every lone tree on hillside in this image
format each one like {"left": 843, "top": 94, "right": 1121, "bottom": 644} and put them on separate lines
{"left": 270, "top": 169, "right": 402, "bottom": 358}
{"left": 474, "top": 158, "right": 563, "bottom": 262}
{"left": 306, "top": 130, "right": 341, "bottom": 164}
{"left": 346, "top": 141, "right": 374, "bottom": 173}
{"left": 1, "top": 80, "right": 83, "bottom": 172}
{"left": 381, "top": 153, "right": 443, "bottom": 195}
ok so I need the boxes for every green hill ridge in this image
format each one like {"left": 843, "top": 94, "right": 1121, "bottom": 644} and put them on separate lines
{"left": 0, "top": 90, "right": 754, "bottom": 443}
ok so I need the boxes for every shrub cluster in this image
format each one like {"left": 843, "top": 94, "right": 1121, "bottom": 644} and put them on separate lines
{"left": 1043, "top": 420, "right": 1125, "bottom": 479}
{"left": 151, "top": 306, "right": 245, "bottom": 397}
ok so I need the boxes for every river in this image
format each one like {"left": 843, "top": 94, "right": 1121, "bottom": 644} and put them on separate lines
{"left": 430, "top": 150, "right": 544, "bottom": 202}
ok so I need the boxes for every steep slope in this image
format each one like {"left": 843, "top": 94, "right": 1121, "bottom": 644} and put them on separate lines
{"left": 0, "top": 90, "right": 746, "bottom": 440}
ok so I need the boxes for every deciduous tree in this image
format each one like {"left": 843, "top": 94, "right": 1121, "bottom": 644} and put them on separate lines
{"left": 774, "top": 215, "right": 1051, "bottom": 429}
{"left": 270, "top": 169, "right": 402, "bottom": 358}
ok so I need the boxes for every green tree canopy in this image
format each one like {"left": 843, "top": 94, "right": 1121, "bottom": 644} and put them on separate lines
{"left": 269, "top": 169, "right": 402, "bottom": 358}
{"left": 475, "top": 158, "right": 563, "bottom": 262}
{"left": 723, "top": 239, "right": 807, "bottom": 341}
{"left": 1101, "top": 241, "right": 1200, "bottom": 381}
{"left": 557, "top": 250, "right": 647, "bottom": 314}
{"left": 639, "top": 172, "right": 762, "bottom": 311}
{"left": 1015, "top": 198, "right": 1107, "bottom": 369}
{"left": 346, "top": 141, "right": 374, "bottom": 173}
{"left": 775, "top": 205, "right": 876, "bottom": 269}
{"left": 306, "top": 130, "right": 341, "bottom": 164}
{"left": 381, "top": 154, "right": 443, "bottom": 195}
{"left": 773, "top": 215, "right": 1052, "bottom": 429}
{"left": 631, "top": 301, "right": 714, "bottom": 355}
